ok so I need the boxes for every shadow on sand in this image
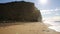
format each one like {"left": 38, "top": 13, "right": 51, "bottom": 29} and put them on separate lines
{"left": 0, "top": 21, "right": 37, "bottom": 28}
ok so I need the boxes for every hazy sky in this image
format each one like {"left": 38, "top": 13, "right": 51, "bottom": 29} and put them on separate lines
{"left": 0, "top": 0, "right": 60, "bottom": 20}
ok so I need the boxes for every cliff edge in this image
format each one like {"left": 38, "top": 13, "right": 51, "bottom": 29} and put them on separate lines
{"left": 0, "top": 1, "right": 42, "bottom": 22}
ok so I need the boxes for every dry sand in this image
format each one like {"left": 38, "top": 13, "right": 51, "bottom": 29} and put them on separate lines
{"left": 0, "top": 22, "right": 60, "bottom": 34}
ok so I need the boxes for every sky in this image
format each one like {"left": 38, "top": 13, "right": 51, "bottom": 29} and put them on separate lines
{"left": 0, "top": 0, "right": 60, "bottom": 21}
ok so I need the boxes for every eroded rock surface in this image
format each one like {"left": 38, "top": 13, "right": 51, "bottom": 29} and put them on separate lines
{"left": 0, "top": 1, "right": 42, "bottom": 22}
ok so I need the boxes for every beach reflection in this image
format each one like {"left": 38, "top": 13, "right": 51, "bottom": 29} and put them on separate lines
{"left": 44, "top": 20, "right": 60, "bottom": 32}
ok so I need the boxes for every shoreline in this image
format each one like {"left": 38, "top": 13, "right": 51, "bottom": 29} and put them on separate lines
{"left": 0, "top": 22, "right": 60, "bottom": 34}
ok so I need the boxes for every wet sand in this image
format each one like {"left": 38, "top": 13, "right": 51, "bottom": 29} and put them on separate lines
{"left": 0, "top": 22, "right": 60, "bottom": 34}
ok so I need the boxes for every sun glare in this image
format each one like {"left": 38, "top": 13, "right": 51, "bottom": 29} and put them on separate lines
{"left": 40, "top": 0, "right": 48, "bottom": 5}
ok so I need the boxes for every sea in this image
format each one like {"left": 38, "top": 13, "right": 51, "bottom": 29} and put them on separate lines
{"left": 44, "top": 20, "right": 60, "bottom": 32}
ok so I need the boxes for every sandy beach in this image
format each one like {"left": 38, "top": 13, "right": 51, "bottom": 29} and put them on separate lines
{"left": 0, "top": 22, "right": 60, "bottom": 34}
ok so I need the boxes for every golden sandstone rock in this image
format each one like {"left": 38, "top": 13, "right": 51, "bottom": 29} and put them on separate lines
{"left": 0, "top": 1, "right": 42, "bottom": 22}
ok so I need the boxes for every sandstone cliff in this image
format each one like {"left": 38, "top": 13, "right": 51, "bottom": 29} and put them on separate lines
{"left": 0, "top": 1, "right": 42, "bottom": 22}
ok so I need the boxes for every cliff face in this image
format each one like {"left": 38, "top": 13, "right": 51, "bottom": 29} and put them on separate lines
{"left": 0, "top": 1, "right": 42, "bottom": 22}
